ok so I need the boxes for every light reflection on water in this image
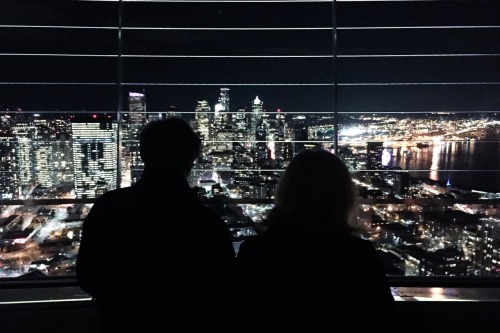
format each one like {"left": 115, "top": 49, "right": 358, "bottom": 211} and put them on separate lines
{"left": 391, "top": 140, "right": 500, "bottom": 193}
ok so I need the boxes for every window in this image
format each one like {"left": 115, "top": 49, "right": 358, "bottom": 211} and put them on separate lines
{"left": 0, "top": 0, "right": 499, "bottom": 287}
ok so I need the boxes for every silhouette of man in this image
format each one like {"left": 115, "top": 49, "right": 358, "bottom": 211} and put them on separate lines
{"left": 76, "top": 117, "right": 236, "bottom": 332}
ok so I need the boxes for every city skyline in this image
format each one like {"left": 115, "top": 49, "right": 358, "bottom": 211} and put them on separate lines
{"left": 0, "top": 87, "right": 499, "bottom": 201}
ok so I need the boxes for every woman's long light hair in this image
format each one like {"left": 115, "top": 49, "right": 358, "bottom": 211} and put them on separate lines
{"left": 266, "top": 149, "right": 360, "bottom": 235}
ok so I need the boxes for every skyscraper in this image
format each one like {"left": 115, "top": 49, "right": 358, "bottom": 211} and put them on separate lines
{"left": 367, "top": 141, "right": 384, "bottom": 170}
{"left": 195, "top": 100, "right": 211, "bottom": 144}
{"left": 0, "top": 129, "right": 17, "bottom": 199}
{"left": 219, "top": 87, "right": 230, "bottom": 114}
{"left": 249, "top": 96, "right": 264, "bottom": 145}
{"left": 71, "top": 115, "right": 117, "bottom": 198}
{"left": 233, "top": 106, "right": 248, "bottom": 144}
{"left": 12, "top": 121, "right": 36, "bottom": 196}
{"left": 51, "top": 131, "right": 74, "bottom": 185}
{"left": 213, "top": 87, "right": 231, "bottom": 133}
{"left": 292, "top": 115, "right": 308, "bottom": 155}
{"left": 272, "top": 109, "right": 287, "bottom": 163}
{"left": 122, "top": 92, "right": 147, "bottom": 186}
{"left": 211, "top": 88, "right": 234, "bottom": 153}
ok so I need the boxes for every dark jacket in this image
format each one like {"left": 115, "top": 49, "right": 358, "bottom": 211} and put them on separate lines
{"left": 76, "top": 171, "right": 236, "bottom": 332}
{"left": 236, "top": 226, "right": 395, "bottom": 332}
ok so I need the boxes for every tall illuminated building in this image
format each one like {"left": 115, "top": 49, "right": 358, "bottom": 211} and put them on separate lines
{"left": 127, "top": 91, "right": 147, "bottom": 127}
{"left": 255, "top": 119, "right": 269, "bottom": 166}
{"left": 211, "top": 88, "right": 233, "bottom": 153}
{"left": 71, "top": 115, "right": 117, "bottom": 198}
{"left": 292, "top": 115, "right": 308, "bottom": 155}
{"left": 213, "top": 102, "right": 224, "bottom": 133}
{"left": 33, "top": 116, "right": 54, "bottom": 188}
{"left": 272, "top": 109, "right": 288, "bottom": 164}
{"left": 213, "top": 88, "right": 230, "bottom": 134}
{"left": 12, "top": 121, "right": 36, "bottom": 196}
{"left": 51, "top": 132, "right": 74, "bottom": 185}
{"left": 249, "top": 96, "right": 264, "bottom": 145}
{"left": 0, "top": 129, "right": 17, "bottom": 199}
{"left": 122, "top": 91, "right": 147, "bottom": 186}
{"left": 45, "top": 116, "right": 74, "bottom": 186}
{"left": 195, "top": 100, "right": 211, "bottom": 144}
{"left": 233, "top": 106, "right": 248, "bottom": 144}
{"left": 191, "top": 100, "right": 213, "bottom": 185}
{"left": 476, "top": 217, "right": 500, "bottom": 276}
{"left": 219, "top": 87, "right": 230, "bottom": 112}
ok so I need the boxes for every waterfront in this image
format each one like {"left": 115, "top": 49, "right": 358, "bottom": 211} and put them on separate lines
{"left": 392, "top": 140, "right": 500, "bottom": 193}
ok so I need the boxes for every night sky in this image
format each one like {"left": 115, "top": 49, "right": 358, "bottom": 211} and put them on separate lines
{"left": 1, "top": 0, "right": 500, "bottom": 115}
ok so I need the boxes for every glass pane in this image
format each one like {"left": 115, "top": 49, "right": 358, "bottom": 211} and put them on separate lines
{"left": 0, "top": 0, "right": 499, "bottom": 284}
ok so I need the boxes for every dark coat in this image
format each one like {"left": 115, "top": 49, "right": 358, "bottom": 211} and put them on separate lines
{"left": 76, "top": 171, "right": 236, "bottom": 332}
{"left": 236, "top": 226, "right": 395, "bottom": 332}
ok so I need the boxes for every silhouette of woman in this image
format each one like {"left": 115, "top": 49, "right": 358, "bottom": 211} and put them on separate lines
{"left": 237, "top": 148, "right": 394, "bottom": 332}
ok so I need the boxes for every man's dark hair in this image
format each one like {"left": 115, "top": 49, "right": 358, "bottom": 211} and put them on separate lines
{"left": 139, "top": 117, "right": 201, "bottom": 174}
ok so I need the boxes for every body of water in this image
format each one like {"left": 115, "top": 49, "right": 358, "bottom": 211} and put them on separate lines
{"left": 390, "top": 139, "right": 500, "bottom": 193}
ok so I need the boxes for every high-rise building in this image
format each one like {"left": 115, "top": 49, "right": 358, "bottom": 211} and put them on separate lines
{"left": 33, "top": 116, "right": 53, "bottom": 188}
{"left": 195, "top": 100, "right": 211, "bottom": 144}
{"left": 292, "top": 115, "right": 308, "bottom": 155}
{"left": 12, "top": 121, "right": 36, "bottom": 195}
{"left": 127, "top": 92, "right": 147, "bottom": 129}
{"left": 50, "top": 117, "right": 74, "bottom": 185}
{"left": 219, "top": 87, "right": 230, "bottom": 115}
{"left": 249, "top": 96, "right": 264, "bottom": 145}
{"left": 213, "top": 88, "right": 230, "bottom": 131}
{"left": 393, "top": 170, "right": 411, "bottom": 195}
{"left": 122, "top": 92, "right": 147, "bottom": 186}
{"left": 71, "top": 115, "right": 117, "bottom": 198}
{"left": 0, "top": 130, "right": 17, "bottom": 199}
{"left": 367, "top": 141, "right": 384, "bottom": 170}
{"left": 191, "top": 100, "right": 213, "bottom": 185}
{"left": 233, "top": 107, "right": 248, "bottom": 144}
{"left": 272, "top": 110, "right": 292, "bottom": 166}
{"left": 477, "top": 217, "right": 500, "bottom": 276}
{"left": 211, "top": 88, "right": 234, "bottom": 153}
{"left": 51, "top": 132, "right": 74, "bottom": 186}
{"left": 255, "top": 119, "right": 269, "bottom": 166}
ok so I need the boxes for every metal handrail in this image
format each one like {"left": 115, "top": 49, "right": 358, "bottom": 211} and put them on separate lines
{"left": 0, "top": 275, "right": 499, "bottom": 290}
